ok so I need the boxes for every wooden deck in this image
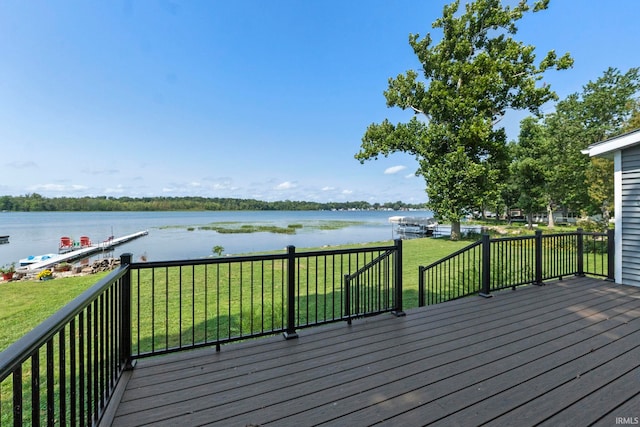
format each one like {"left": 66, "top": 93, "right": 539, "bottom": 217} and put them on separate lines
{"left": 109, "top": 276, "right": 640, "bottom": 426}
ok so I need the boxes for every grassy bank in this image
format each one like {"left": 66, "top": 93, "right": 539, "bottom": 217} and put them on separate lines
{"left": 0, "top": 272, "right": 110, "bottom": 350}
{"left": 0, "top": 237, "right": 472, "bottom": 352}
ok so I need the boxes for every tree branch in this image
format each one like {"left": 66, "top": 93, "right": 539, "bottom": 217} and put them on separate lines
{"left": 410, "top": 105, "right": 425, "bottom": 115}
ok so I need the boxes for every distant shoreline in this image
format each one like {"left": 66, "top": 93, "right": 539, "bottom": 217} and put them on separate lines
{"left": 0, "top": 195, "right": 426, "bottom": 213}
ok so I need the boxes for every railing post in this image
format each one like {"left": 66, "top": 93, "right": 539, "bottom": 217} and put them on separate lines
{"left": 283, "top": 245, "right": 298, "bottom": 339}
{"left": 13, "top": 366, "right": 23, "bottom": 425}
{"left": 392, "top": 239, "right": 405, "bottom": 317}
{"left": 576, "top": 228, "right": 585, "bottom": 277}
{"left": 344, "top": 274, "right": 352, "bottom": 324}
{"left": 534, "top": 230, "right": 543, "bottom": 285}
{"left": 119, "top": 253, "right": 134, "bottom": 370}
{"left": 479, "top": 234, "right": 492, "bottom": 298}
{"left": 607, "top": 228, "right": 615, "bottom": 281}
{"left": 418, "top": 266, "right": 425, "bottom": 307}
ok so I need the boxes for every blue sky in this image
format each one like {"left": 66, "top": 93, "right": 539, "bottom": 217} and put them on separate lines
{"left": 1, "top": 1, "right": 639, "bottom": 204}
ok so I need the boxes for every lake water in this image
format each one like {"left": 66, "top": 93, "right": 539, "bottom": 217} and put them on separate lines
{"left": 0, "top": 210, "right": 434, "bottom": 266}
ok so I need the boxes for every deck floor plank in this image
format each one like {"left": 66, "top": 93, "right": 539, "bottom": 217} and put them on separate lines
{"left": 281, "top": 299, "right": 640, "bottom": 427}
{"left": 119, "top": 286, "right": 578, "bottom": 404}
{"left": 118, "top": 286, "right": 602, "bottom": 419}
{"left": 110, "top": 277, "right": 640, "bottom": 427}
{"left": 535, "top": 365, "right": 640, "bottom": 427}
{"left": 437, "top": 328, "right": 640, "bottom": 426}
{"left": 590, "top": 393, "right": 640, "bottom": 427}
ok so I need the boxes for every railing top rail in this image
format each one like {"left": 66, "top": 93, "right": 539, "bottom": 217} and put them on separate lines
{"left": 0, "top": 266, "right": 128, "bottom": 382}
{"left": 419, "top": 240, "right": 482, "bottom": 271}
{"left": 538, "top": 232, "right": 579, "bottom": 238}
{"left": 295, "top": 243, "right": 397, "bottom": 258}
{"left": 130, "top": 243, "right": 399, "bottom": 269}
{"left": 131, "top": 252, "right": 288, "bottom": 269}
{"left": 346, "top": 249, "right": 395, "bottom": 280}
{"left": 489, "top": 234, "right": 537, "bottom": 243}
{"left": 489, "top": 230, "right": 609, "bottom": 243}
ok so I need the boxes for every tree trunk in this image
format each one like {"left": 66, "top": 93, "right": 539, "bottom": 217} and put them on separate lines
{"left": 547, "top": 204, "right": 555, "bottom": 228}
{"left": 527, "top": 212, "right": 534, "bottom": 230}
{"left": 601, "top": 201, "right": 611, "bottom": 231}
{"left": 450, "top": 221, "right": 462, "bottom": 240}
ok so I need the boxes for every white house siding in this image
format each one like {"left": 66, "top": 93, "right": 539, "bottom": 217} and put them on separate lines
{"left": 621, "top": 144, "right": 640, "bottom": 286}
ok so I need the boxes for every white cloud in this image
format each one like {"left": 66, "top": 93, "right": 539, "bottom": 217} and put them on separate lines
{"left": 322, "top": 186, "right": 335, "bottom": 191}
{"left": 105, "top": 185, "right": 126, "bottom": 194}
{"left": 384, "top": 165, "right": 407, "bottom": 175}
{"left": 30, "top": 183, "right": 89, "bottom": 192}
{"left": 275, "top": 181, "right": 297, "bottom": 190}
{"left": 342, "top": 189, "right": 353, "bottom": 195}
{"left": 212, "top": 183, "right": 232, "bottom": 190}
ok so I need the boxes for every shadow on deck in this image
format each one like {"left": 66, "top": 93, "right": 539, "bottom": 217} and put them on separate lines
{"left": 109, "top": 276, "right": 640, "bottom": 426}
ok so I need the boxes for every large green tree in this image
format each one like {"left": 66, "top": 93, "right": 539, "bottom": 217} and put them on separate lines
{"left": 543, "top": 67, "right": 640, "bottom": 224}
{"left": 508, "top": 116, "right": 549, "bottom": 229}
{"left": 624, "top": 101, "right": 640, "bottom": 131}
{"left": 355, "top": 0, "right": 572, "bottom": 239}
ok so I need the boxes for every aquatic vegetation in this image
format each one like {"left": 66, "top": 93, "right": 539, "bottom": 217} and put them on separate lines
{"left": 167, "top": 220, "right": 367, "bottom": 235}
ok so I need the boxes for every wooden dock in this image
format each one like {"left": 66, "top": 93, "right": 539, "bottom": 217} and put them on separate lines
{"left": 17, "top": 230, "right": 148, "bottom": 273}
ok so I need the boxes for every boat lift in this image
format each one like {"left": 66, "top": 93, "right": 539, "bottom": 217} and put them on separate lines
{"left": 388, "top": 216, "right": 438, "bottom": 237}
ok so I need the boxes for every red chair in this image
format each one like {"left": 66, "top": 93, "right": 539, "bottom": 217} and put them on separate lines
{"left": 60, "top": 236, "right": 73, "bottom": 249}
{"left": 80, "top": 236, "right": 91, "bottom": 247}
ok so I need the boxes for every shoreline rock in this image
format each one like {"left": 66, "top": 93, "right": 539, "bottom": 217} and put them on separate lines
{"left": 2, "top": 258, "right": 121, "bottom": 283}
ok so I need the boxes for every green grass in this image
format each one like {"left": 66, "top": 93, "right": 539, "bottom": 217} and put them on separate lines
{"left": 126, "top": 237, "right": 474, "bottom": 354}
{"left": 0, "top": 272, "right": 110, "bottom": 351}
{"left": 161, "top": 219, "right": 367, "bottom": 235}
{"left": 0, "top": 237, "right": 470, "bottom": 353}
{"left": 0, "top": 232, "right": 608, "bottom": 353}
{"left": 199, "top": 224, "right": 298, "bottom": 234}
{"left": 1, "top": 234, "right": 603, "bottom": 425}
{"left": 0, "top": 273, "right": 111, "bottom": 426}
{"left": 0, "top": 236, "right": 471, "bottom": 425}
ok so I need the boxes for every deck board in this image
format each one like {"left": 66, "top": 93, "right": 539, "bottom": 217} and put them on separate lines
{"left": 110, "top": 276, "right": 640, "bottom": 426}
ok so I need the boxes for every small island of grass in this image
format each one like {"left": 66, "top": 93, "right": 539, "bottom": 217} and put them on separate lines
{"left": 161, "top": 220, "right": 367, "bottom": 235}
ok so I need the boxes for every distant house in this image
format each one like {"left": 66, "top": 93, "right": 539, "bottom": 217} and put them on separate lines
{"left": 583, "top": 128, "right": 640, "bottom": 286}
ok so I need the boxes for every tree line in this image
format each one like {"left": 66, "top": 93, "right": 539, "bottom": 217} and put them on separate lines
{"left": 504, "top": 67, "right": 639, "bottom": 229}
{"left": 0, "top": 194, "right": 424, "bottom": 212}
{"left": 356, "top": 0, "right": 639, "bottom": 238}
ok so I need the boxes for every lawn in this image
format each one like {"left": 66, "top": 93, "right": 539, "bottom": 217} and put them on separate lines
{"left": 0, "top": 236, "right": 471, "bottom": 352}
{"left": 2, "top": 230, "right": 603, "bottom": 425}
{"left": 0, "top": 272, "right": 110, "bottom": 351}
{"left": 1, "top": 236, "right": 472, "bottom": 425}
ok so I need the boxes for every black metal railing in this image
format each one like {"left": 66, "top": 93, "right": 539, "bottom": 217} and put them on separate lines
{"left": 128, "top": 242, "right": 402, "bottom": 357}
{"left": 0, "top": 230, "right": 615, "bottom": 425}
{"left": 419, "top": 229, "right": 614, "bottom": 306}
{"left": 1, "top": 241, "right": 402, "bottom": 425}
{"left": 344, "top": 239, "right": 404, "bottom": 323}
{"left": 418, "top": 240, "right": 483, "bottom": 306}
{"left": 0, "top": 265, "right": 132, "bottom": 426}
